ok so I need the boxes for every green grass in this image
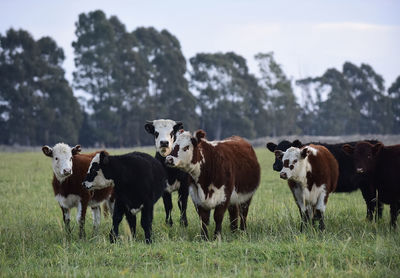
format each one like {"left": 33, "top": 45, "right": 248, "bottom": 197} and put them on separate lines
{"left": 0, "top": 148, "right": 399, "bottom": 277}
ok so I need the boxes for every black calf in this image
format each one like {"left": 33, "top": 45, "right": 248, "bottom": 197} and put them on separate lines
{"left": 83, "top": 151, "right": 166, "bottom": 243}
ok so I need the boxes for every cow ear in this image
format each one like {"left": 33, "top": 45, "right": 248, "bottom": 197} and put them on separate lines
{"left": 144, "top": 121, "right": 155, "bottom": 134}
{"left": 266, "top": 142, "right": 277, "bottom": 152}
{"left": 173, "top": 121, "right": 184, "bottom": 133}
{"left": 191, "top": 137, "right": 198, "bottom": 147}
{"left": 100, "top": 151, "right": 109, "bottom": 165}
{"left": 300, "top": 147, "right": 308, "bottom": 159}
{"left": 372, "top": 143, "right": 383, "bottom": 156}
{"left": 71, "top": 145, "right": 81, "bottom": 155}
{"left": 42, "top": 145, "right": 53, "bottom": 157}
{"left": 292, "top": 140, "right": 302, "bottom": 148}
{"left": 342, "top": 144, "right": 354, "bottom": 155}
{"left": 195, "top": 130, "right": 206, "bottom": 141}
{"left": 274, "top": 150, "right": 284, "bottom": 160}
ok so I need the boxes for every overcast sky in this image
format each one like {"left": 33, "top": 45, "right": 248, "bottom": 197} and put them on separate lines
{"left": 1, "top": 0, "right": 399, "bottom": 89}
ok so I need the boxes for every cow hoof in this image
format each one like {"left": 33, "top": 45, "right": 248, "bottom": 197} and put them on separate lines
{"left": 180, "top": 218, "right": 188, "bottom": 227}
{"left": 145, "top": 238, "right": 152, "bottom": 244}
{"left": 109, "top": 231, "right": 118, "bottom": 243}
{"left": 79, "top": 231, "right": 86, "bottom": 239}
{"left": 166, "top": 219, "right": 173, "bottom": 227}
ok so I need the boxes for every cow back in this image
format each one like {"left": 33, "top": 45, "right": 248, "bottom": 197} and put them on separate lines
{"left": 306, "top": 144, "right": 339, "bottom": 194}
{"left": 200, "top": 136, "right": 260, "bottom": 193}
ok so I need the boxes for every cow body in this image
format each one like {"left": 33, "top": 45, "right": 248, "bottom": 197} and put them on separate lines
{"left": 277, "top": 144, "right": 338, "bottom": 230}
{"left": 343, "top": 142, "right": 400, "bottom": 227}
{"left": 83, "top": 151, "right": 166, "bottom": 243}
{"left": 267, "top": 139, "right": 383, "bottom": 220}
{"left": 166, "top": 130, "right": 260, "bottom": 240}
{"left": 42, "top": 143, "right": 114, "bottom": 238}
{"left": 145, "top": 119, "right": 190, "bottom": 227}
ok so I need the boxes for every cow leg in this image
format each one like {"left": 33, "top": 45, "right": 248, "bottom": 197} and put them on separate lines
{"left": 213, "top": 203, "right": 228, "bottom": 240}
{"left": 106, "top": 197, "right": 115, "bottom": 217}
{"left": 360, "top": 184, "right": 376, "bottom": 221}
{"left": 91, "top": 206, "right": 101, "bottom": 235}
{"left": 197, "top": 206, "right": 210, "bottom": 240}
{"left": 178, "top": 183, "right": 189, "bottom": 227}
{"left": 314, "top": 209, "right": 325, "bottom": 231}
{"left": 61, "top": 207, "right": 71, "bottom": 235}
{"left": 140, "top": 204, "right": 154, "bottom": 244}
{"left": 162, "top": 191, "right": 173, "bottom": 226}
{"left": 239, "top": 198, "right": 252, "bottom": 231}
{"left": 313, "top": 190, "right": 327, "bottom": 231}
{"left": 109, "top": 199, "right": 124, "bottom": 243}
{"left": 228, "top": 205, "right": 239, "bottom": 232}
{"left": 125, "top": 210, "right": 137, "bottom": 239}
{"left": 376, "top": 200, "right": 384, "bottom": 220}
{"left": 390, "top": 202, "right": 400, "bottom": 229}
{"left": 77, "top": 201, "right": 87, "bottom": 239}
{"left": 292, "top": 185, "right": 309, "bottom": 231}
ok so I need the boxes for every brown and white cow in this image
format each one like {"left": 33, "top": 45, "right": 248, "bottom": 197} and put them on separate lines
{"left": 42, "top": 143, "right": 114, "bottom": 238}
{"left": 165, "top": 130, "right": 260, "bottom": 240}
{"left": 275, "top": 144, "right": 338, "bottom": 231}
{"left": 343, "top": 142, "right": 400, "bottom": 228}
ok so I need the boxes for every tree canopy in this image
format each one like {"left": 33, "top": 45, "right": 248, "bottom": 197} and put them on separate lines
{"left": 0, "top": 29, "right": 81, "bottom": 146}
{"left": 0, "top": 10, "right": 399, "bottom": 147}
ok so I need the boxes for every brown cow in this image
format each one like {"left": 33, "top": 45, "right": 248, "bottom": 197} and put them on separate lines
{"left": 165, "top": 130, "right": 260, "bottom": 240}
{"left": 42, "top": 143, "right": 114, "bottom": 238}
{"left": 343, "top": 142, "right": 400, "bottom": 227}
{"left": 275, "top": 144, "right": 338, "bottom": 231}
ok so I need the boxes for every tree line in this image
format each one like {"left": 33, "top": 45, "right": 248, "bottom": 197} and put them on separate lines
{"left": 1, "top": 10, "right": 399, "bottom": 147}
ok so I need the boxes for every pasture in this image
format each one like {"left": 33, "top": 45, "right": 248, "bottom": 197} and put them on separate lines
{"left": 0, "top": 148, "right": 399, "bottom": 277}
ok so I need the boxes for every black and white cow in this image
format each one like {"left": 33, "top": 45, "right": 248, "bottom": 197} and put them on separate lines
{"left": 145, "top": 119, "right": 191, "bottom": 227}
{"left": 83, "top": 151, "right": 166, "bottom": 244}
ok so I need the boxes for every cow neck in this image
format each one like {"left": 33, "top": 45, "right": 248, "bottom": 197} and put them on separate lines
{"left": 52, "top": 174, "right": 75, "bottom": 196}
{"left": 155, "top": 152, "right": 166, "bottom": 163}
{"left": 194, "top": 140, "right": 218, "bottom": 186}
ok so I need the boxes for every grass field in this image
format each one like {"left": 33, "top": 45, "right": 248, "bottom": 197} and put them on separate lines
{"left": 0, "top": 148, "right": 400, "bottom": 277}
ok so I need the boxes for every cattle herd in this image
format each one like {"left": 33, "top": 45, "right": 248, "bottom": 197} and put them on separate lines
{"left": 42, "top": 119, "right": 400, "bottom": 243}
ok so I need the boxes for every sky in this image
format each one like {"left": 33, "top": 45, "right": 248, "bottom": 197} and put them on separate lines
{"left": 1, "top": 0, "right": 399, "bottom": 90}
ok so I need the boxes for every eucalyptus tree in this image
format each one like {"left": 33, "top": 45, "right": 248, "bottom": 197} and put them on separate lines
{"left": 255, "top": 52, "right": 299, "bottom": 136}
{"left": 73, "top": 10, "right": 148, "bottom": 146}
{"left": 190, "top": 52, "right": 262, "bottom": 140}
{"left": 342, "top": 62, "right": 393, "bottom": 134}
{"left": 388, "top": 76, "right": 400, "bottom": 133}
{"left": 0, "top": 29, "right": 81, "bottom": 145}
{"left": 133, "top": 27, "right": 198, "bottom": 137}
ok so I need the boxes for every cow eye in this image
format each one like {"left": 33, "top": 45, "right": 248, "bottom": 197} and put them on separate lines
{"left": 55, "top": 157, "right": 58, "bottom": 161}
{"left": 183, "top": 146, "right": 189, "bottom": 151}
{"left": 70, "top": 157, "right": 72, "bottom": 161}
{"left": 155, "top": 132, "right": 159, "bottom": 138}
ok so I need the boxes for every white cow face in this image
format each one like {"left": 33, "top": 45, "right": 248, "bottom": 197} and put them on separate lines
{"left": 42, "top": 143, "right": 81, "bottom": 182}
{"left": 83, "top": 152, "right": 114, "bottom": 190}
{"left": 278, "top": 147, "right": 309, "bottom": 181}
{"left": 145, "top": 119, "right": 183, "bottom": 157}
{"left": 166, "top": 130, "right": 205, "bottom": 173}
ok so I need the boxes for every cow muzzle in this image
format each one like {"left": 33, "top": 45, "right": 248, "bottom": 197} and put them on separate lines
{"left": 165, "top": 156, "right": 175, "bottom": 167}
{"left": 62, "top": 168, "right": 72, "bottom": 176}
{"left": 280, "top": 172, "right": 288, "bottom": 180}
{"left": 83, "top": 181, "right": 93, "bottom": 190}
{"left": 160, "top": 141, "right": 169, "bottom": 148}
